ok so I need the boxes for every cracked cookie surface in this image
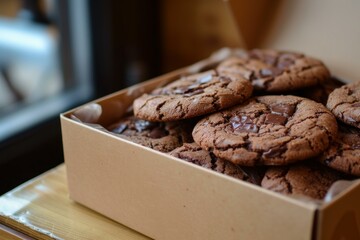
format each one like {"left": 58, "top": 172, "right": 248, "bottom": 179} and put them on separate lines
{"left": 192, "top": 95, "right": 338, "bottom": 166}
{"left": 261, "top": 162, "right": 342, "bottom": 199}
{"left": 319, "top": 123, "right": 360, "bottom": 176}
{"left": 107, "top": 115, "right": 193, "bottom": 152}
{"left": 169, "top": 142, "right": 263, "bottom": 185}
{"left": 217, "top": 49, "right": 330, "bottom": 92}
{"left": 327, "top": 81, "right": 360, "bottom": 128}
{"left": 133, "top": 70, "right": 253, "bottom": 121}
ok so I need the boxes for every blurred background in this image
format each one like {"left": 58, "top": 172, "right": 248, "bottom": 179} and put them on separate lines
{"left": 0, "top": 0, "right": 359, "bottom": 194}
{"left": 0, "top": 0, "right": 242, "bottom": 194}
{"left": 0, "top": 0, "right": 161, "bottom": 194}
{"left": 0, "top": 0, "right": 243, "bottom": 194}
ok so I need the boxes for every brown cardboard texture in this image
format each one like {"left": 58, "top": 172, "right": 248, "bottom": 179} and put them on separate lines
{"left": 61, "top": 68, "right": 360, "bottom": 240}
{"left": 61, "top": 1, "right": 360, "bottom": 239}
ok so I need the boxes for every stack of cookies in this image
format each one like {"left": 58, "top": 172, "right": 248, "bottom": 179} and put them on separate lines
{"left": 107, "top": 49, "right": 360, "bottom": 200}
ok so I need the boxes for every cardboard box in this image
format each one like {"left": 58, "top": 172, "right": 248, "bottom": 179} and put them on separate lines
{"left": 61, "top": 67, "right": 360, "bottom": 240}
{"left": 61, "top": 1, "right": 360, "bottom": 239}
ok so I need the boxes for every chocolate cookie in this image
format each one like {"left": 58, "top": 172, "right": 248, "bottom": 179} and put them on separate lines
{"left": 169, "top": 143, "right": 263, "bottom": 185}
{"left": 295, "top": 76, "right": 344, "bottom": 105}
{"left": 107, "top": 115, "right": 193, "bottom": 152}
{"left": 261, "top": 162, "right": 342, "bottom": 200}
{"left": 192, "top": 95, "right": 338, "bottom": 166}
{"left": 217, "top": 49, "right": 330, "bottom": 92}
{"left": 319, "top": 123, "right": 360, "bottom": 176}
{"left": 133, "top": 70, "right": 253, "bottom": 121}
{"left": 327, "top": 81, "right": 360, "bottom": 128}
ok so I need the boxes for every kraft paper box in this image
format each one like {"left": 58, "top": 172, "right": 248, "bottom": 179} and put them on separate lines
{"left": 61, "top": 1, "right": 360, "bottom": 239}
{"left": 61, "top": 65, "right": 360, "bottom": 240}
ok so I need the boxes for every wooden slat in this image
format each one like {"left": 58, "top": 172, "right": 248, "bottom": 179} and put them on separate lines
{"left": 0, "top": 223, "right": 34, "bottom": 240}
{"left": 0, "top": 164, "right": 150, "bottom": 240}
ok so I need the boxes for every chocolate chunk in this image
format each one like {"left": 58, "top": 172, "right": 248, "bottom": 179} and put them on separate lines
{"left": 231, "top": 122, "right": 242, "bottom": 130}
{"left": 351, "top": 102, "right": 360, "bottom": 108}
{"left": 149, "top": 127, "right": 168, "bottom": 138}
{"left": 249, "top": 50, "right": 277, "bottom": 65}
{"left": 238, "top": 71, "right": 255, "bottom": 81}
{"left": 240, "top": 124, "right": 258, "bottom": 133}
{"left": 187, "top": 83, "right": 200, "bottom": 89}
{"left": 324, "top": 158, "right": 334, "bottom": 165}
{"left": 277, "top": 60, "right": 293, "bottom": 70}
{"left": 197, "top": 74, "right": 212, "bottom": 84}
{"left": 111, "top": 123, "right": 127, "bottom": 134}
{"left": 184, "top": 89, "right": 204, "bottom": 97}
{"left": 135, "top": 120, "right": 157, "bottom": 132}
{"left": 271, "top": 104, "right": 295, "bottom": 117}
{"left": 243, "top": 116, "right": 254, "bottom": 123}
{"left": 230, "top": 115, "right": 251, "bottom": 125}
{"left": 277, "top": 54, "right": 296, "bottom": 70}
{"left": 263, "top": 55, "right": 277, "bottom": 66}
{"left": 352, "top": 144, "right": 360, "bottom": 150}
{"left": 263, "top": 145, "right": 287, "bottom": 158}
{"left": 260, "top": 68, "right": 282, "bottom": 77}
{"left": 259, "top": 68, "right": 272, "bottom": 77}
{"left": 252, "top": 78, "right": 267, "bottom": 89}
{"left": 265, "top": 113, "right": 287, "bottom": 125}
{"left": 219, "top": 76, "right": 232, "bottom": 83}
{"left": 172, "top": 85, "right": 204, "bottom": 97}
{"left": 230, "top": 122, "right": 259, "bottom": 133}
{"left": 344, "top": 115, "right": 357, "bottom": 123}
{"left": 172, "top": 86, "right": 190, "bottom": 95}
{"left": 230, "top": 115, "right": 258, "bottom": 133}
{"left": 168, "top": 73, "right": 213, "bottom": 96}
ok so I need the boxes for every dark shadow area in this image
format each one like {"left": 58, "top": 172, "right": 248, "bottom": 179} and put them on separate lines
{"left": 0, "top": 0, "right": 161, "bottom": 194}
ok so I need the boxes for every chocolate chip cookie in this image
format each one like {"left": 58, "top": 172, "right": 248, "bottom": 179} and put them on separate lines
{"left": 295, "top": 76, "right": 344, "bottom": 105}
{"left": 169, "top": 143, "right": 263, "bottom": 185}
{"left": 133, "top": 70, "right": 253, "bottom": 121}
{"left": 192, "top": 95, "right": 338, "bottom": 166}
{"left": 319, "top": 123, "right": 360, "bottom": 176}
{"left": 107, "top": 115, "right": 193, "bottom": 152}
{"left": 217, "top": 49, "right": 330, "bottom": 92}
{"left": 327, "top": 81, "right": 360, "bottom": 128}
{"left": 261, "top": 162, "right": 342, "bottom": 200}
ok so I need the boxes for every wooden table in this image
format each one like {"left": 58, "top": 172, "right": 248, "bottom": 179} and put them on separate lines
{"left": 0, "top": 164, "right": 151, "bottom": 240}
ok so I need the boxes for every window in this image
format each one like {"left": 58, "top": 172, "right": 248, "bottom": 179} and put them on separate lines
{"left": 0, "top": 0, "right": 94, "bottom": 194}
{"left": 0, "top": 0, "right": 93, "bottom": 142}
{"left": 0, "top": 0, "right": 161, "bottom": 194}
